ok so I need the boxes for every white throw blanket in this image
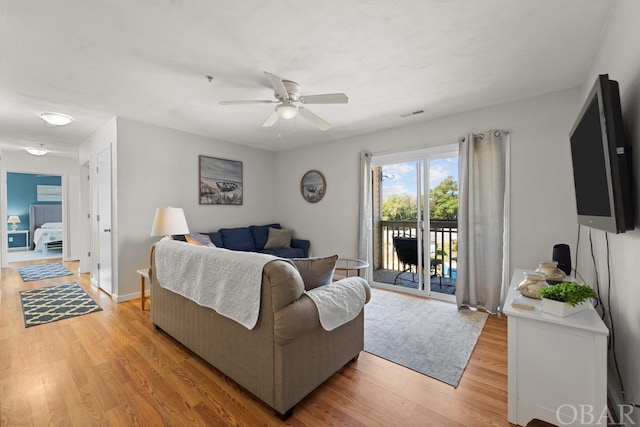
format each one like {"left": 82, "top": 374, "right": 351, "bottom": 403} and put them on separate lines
{"left": 305, "top": 277, "right": 367, "bottom": 331}
{"left": 154, "top": 238, "right": 278, "bottom": 329}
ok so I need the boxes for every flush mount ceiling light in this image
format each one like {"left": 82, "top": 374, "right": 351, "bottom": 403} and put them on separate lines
{"left": 276, "top": 103, "right": 297, "bottom": 120}
{"left": 25, "top": 144, "right": 49, "bottom": 156}
{"left": 40, "top": 112, "right": 73, "bottom": 126}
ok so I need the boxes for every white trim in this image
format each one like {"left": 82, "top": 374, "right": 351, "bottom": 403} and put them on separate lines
{"left": 500, "top": 135, "right": 512, "bottom": 309}
{"left": 371, "top": 281, "right": 457, "bottom": 303}
{"left": 371, "top": 143, "right": 459, "bottom": 166}
{"left": 1, "top": 169, "right": 66, "bottom": 267}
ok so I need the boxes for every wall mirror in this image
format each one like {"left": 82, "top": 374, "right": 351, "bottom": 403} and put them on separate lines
{"left": 300, "top": 170, "right": 326, "bottom": 203}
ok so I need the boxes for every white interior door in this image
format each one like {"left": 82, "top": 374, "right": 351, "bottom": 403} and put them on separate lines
{"left": 79, "top": 162, "right": 91, "bottom": 273}
{"left": 97, "top": 147, "right": 112, "bottom": 295}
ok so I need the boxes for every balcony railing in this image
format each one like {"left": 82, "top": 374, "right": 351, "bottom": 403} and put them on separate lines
{"left": 379, "top": 220, "right": 458, "bottom": 279}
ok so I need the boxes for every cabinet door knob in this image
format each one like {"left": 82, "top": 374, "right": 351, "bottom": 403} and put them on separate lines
{"left": 103, "top": 228, "right": 111, "bottom": 232}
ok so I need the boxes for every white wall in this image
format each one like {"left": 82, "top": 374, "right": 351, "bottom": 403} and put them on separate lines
{"left": 2, "top": 150, "right": 80, "bottom": 174}
{"left": 113, "top": 118, "right": 277, "bottom": 301}
{"left": 577, "top": 0, "right": 640, "bottom": 421}
{"left": 275, "top": 88, "right": 581, "bottom": 272}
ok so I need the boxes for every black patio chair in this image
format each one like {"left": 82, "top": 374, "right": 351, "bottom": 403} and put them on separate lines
{"left": 392, "top": 236, "right": 442, "bottom": 287}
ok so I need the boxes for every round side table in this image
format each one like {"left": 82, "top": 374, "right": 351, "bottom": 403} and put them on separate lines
{"left": 334, "top": 258, "right": 369, "bottom": 281}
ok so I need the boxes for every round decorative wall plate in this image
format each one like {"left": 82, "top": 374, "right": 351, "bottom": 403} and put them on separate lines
{"left": 300, "top": 170, "right": 326, "bottom": 203}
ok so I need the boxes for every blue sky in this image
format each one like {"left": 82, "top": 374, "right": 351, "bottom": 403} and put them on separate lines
{"left": 382, "top": 157, "right": 458, "bottom": 200}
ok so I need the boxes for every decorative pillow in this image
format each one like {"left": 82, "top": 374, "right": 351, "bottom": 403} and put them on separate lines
{"left": 249, "top": 223, "right": 281, "bottom": 250}
{"left": 208, "top": 232, "right": 224, "bottom": 247}
{"left": 264, "top": 227, "right": 292, "bottom": 249}
{"left": 291, "top": 255, "right": 339, "bottom": 290}
{"left": 185, "top": 232, "right": 216, "bottom": 247}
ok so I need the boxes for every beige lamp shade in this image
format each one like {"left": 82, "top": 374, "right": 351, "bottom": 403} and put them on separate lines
{"left": 150, "top": 207, "right": 190, "bottom": 237}
{"left": 8, "top": 215, "right": 20, "bottom": 231}
{"left": 7, "top": 215, "right": 21, "bottom": 224}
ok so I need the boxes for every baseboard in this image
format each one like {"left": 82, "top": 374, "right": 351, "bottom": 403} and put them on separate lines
{"left": 607, "top": 372, "right": 638, "bottom": 426}
{"left": 113, "top": 291, "right": 140, "bottom": 303}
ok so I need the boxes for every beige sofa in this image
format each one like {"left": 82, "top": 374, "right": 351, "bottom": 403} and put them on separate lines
{"left": 149, "top": 244, "right": 371, "bottom": 418}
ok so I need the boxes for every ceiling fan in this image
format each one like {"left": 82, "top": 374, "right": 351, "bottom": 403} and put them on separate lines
{"left": 219, "top": 71, "right": 348, "bottom": 131}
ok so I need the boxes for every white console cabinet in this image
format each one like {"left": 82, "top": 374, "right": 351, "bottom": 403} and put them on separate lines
{"left": 503, "top": 269, "right": 609, "bottom": 426}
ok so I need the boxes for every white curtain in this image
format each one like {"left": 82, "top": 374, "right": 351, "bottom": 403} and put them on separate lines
{"left": 358, "top": 151, "right": 373, "bottom": 282}
{"left": 456, "top": 131, "right": 510, "bottom": 312}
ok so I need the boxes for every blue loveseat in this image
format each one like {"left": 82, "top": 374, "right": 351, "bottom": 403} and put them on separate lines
{"left": 177, "top": 223, "right": 310, "bottom": 258}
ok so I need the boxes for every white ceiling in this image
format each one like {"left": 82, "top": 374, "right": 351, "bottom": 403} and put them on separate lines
{"left": 0, "top": 0, "right": 614, "bottom": 156}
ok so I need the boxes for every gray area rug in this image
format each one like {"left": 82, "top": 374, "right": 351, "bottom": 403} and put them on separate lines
{"left": 364, "top": 288, "right": 488, "bottom": 387}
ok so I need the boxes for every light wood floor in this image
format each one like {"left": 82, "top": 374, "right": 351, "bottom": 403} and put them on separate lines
{"left": 1, "top": 260, "right": 513, "bottom": 426}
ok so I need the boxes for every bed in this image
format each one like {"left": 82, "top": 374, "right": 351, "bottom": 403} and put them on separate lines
{"left": 29, "top": 204, "right": 63, "bottom": 253}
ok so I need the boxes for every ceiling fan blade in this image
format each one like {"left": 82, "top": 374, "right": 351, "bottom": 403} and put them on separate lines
{"left": 262, "top": 110, "right": 279, "bottom": 127}
{"left": 298, "top": 107, "right": 330, "bottom": 131}
{"left": 264, "top": 71, "right": 290, "bottom": 100}
{"left": 219, "top": 100, "right": 275, "bottom": 105}
{"left": 299, "top": 93, "right": 348, "bottom": 104}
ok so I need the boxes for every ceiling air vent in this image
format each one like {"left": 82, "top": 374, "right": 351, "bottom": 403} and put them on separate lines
{"left": 400, "top": 109, "right": 425, "bottom": 118}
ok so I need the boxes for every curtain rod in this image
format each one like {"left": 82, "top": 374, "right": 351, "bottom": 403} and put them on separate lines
{"left": 458, "top": 129, "right": 510, "bottom": 143}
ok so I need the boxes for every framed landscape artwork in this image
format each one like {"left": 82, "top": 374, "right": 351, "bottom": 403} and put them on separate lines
{"left": 199, "top": 155, "right": 243, "bottom": 205}
{"left": 300, "top": 170, "right": 326, "bottom": 203}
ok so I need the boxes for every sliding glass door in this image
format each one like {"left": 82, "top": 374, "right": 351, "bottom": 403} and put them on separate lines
{"left": 374, "top": 159, "right": 425, "bottom": 290}
{"left": 427, "top": 155, "right": 459, "bottom": 296}
{"left": 371, "top": 145, "right": 458, "bottom": 298}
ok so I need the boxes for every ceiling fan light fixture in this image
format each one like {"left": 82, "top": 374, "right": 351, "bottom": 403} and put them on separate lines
{"left": 25, "top": 145, "right": 49, "bottom": 156}
{"left": 276, "top": 103, "right": 297, "bottom": 120}
{"left": 40, "top": 112, "right": 73, "bottom": 126}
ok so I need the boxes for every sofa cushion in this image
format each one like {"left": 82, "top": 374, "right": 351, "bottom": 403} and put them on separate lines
{"left": 249, "top": 223, "right": 281, "bottom": 250}
{"left": 219, "top": 227, "right": 255, "bottom": 252}
{"left": 259, "top": 247, "right": 305, "bottom": 258}
{"left": 264, "top": 227, "right": 292, "bottom": 249}
{"left": 207, "top": 232, "right": 223, "bottom": 247}
{"left": 290, "top": 239, "right": 310, "bottom": 258}
{"left": 185, "top": 232, "right": 216, "bottom": 247}
{"left": 291, "top": 255, "right": 339, "bottom": 290}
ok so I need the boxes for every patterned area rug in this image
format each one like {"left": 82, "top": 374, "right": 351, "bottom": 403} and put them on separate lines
{"left": 364, "top": 288, "right": 487, "bottom": 387}
{"left": 17, "top": 263, "right": 73, "bottom": 282}
{"left": 20, "top": 283, "right": 102, "bottom": 328}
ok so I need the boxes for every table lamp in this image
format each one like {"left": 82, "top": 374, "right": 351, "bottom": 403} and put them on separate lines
{"left": 7, "top": 215, "right": 20, "bottom": 231}
{"left": 150, "top": 207, "right": 190, "bottom": 239}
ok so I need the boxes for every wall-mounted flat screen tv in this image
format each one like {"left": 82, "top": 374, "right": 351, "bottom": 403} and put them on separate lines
{"left": 569, "top": 74, "right": 634, "bottom": 233}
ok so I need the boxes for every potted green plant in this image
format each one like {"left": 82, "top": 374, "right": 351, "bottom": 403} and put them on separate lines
{"left": 538, "top": 281, "right": 597, "bottom": 317}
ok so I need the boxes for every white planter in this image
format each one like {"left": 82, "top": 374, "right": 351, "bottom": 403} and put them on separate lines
{"left": 541, "top": 298, "right": 589, "bottom": 317}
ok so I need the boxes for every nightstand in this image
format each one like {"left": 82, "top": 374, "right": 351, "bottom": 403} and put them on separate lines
{"left": 8, "top": 230, "right": 29, "bottom": 251}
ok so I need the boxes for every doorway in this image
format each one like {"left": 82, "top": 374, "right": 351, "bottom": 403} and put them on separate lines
{"left": 6, "top": 172, "right": 64, "bottom": 263}
{"left": 371, "top": 145, "right": 459, "bottom": 300}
